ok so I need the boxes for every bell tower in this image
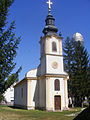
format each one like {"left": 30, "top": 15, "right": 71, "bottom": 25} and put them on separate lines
{"left": 39, "top": 0, "right": 68, "bottom": 111}
{"left": 40, "top": 1, "right": 63, "bottom": 76}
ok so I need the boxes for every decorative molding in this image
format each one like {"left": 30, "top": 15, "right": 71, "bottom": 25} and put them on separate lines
{"left": 40, "top": 53, "right": 63, "bottom": 60}
{"left": 52, "top": 62, "right": 58, "bottom": 69}
{"left": 38, "top": 74, "right": 68, "bottom": 80}
{"left": 14, "top": 74, "right": 68, "bottom": 88}
{"left": 46, "top": 53, "right": 63, "bottom": 57}
{"left": 26, "top": 77, "right": 37, "bottom": 80}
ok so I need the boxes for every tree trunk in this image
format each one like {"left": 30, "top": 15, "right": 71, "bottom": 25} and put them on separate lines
{"left": 81, "top": 97, "right": 84, "bottom": 108}
{"left": 72, "top": 97, "right": 75, "bottom": 108}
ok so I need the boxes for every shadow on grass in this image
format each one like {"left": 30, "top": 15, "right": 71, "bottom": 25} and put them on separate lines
{"left": 8, "top": 106, "right": 45, "bottom": 112}
{"left": 8, "top": 106, "right": 24, "bottom": 110}
{"left": 8, "top": 105, "right": 47, "bottom": 112}
{"left": 73, "top": 107, "right": 90, "bottom": 120}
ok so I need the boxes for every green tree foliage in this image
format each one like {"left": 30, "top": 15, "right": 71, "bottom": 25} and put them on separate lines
{"left": 63, "top": 37, "right": 74, "bottom": 97}
{"left": 63, "top": 37, "right": 90, "bottom": 107}
{"left": 0, "top": 67, "right": 22, "bottom": 103}
{"left": 0, "top": 92, "right": 5, "bottom": 103}
{"left": 0, "top": 0, "right": 21, "bottom": 100}
{"left": 63, "top": 37, "right": 74, "bottom": 78}
{"left": 4, "top": 66, "right": 22, "bottom": 91}
{"left": 71, "top": 41, "right": 89, "bottom": 106}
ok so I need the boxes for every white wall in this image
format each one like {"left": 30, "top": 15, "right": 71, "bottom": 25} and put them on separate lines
{"left": 46, "top": 55, "right": 64, "bottom": 74}
{"left": 30, "top": 80, "right": 39, "bottom": 108}
{"left": 14, "top": 81, "right": 27, "bottom": 107}
{"left": 46, "top": 77, "right": 66, "bottom": 111}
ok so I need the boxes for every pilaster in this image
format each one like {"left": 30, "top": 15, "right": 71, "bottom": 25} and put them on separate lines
{"left": 64, "top": 78, "right": 68, "bottom": 108}
{"left": 46, "top": 77, "right": 50, "bottom": 110}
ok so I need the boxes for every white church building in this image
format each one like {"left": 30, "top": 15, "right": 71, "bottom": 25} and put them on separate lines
{"left": 14, "top": 0, "right": 69, "bottom": 111}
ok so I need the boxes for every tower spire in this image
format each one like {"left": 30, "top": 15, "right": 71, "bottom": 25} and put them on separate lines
{"left": 43, "top": 0, "right": 58, "bottom": 35}
{"left": 46, "top": 0, "right": 53, "bottom": 13}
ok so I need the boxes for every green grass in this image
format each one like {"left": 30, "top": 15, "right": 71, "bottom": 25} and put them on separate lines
{"left": 0, "top": 106, "right": 81, "bottom": 120}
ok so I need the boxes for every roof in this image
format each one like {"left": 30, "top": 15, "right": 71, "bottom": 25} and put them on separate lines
{"left": 72, "top": 32, "right": 84, "bottom": 42}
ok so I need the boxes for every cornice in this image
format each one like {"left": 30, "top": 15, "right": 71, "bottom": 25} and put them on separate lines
{"left": 39, "top": 34, "right": 63, "bottom": 44}
{"left": 46, "top": 53, "right": 63, "bottom": 57}
{"left": 14, "top": 78, "right": 27, "bottom": 88}
{"left": 38, "top": 73, "right": 69, "bottom": 80}
{"left": 14, "top": 77, "right": 37, "bottom": 88}
{"left": 14, "top": 73, "right": 68, "bottom": 88}
{"left": 40, "top": 53, "right": 63, "bottom": 60}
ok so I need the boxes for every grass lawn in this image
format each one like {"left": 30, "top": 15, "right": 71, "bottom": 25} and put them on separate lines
{"left": 0, "top": 106, "right": 81, "bottom": 120}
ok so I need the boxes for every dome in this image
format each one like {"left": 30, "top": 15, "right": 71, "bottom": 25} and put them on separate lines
{"left": 72, "top": 32, "right": 84, "bottom": 42}
{"left": 26, "top": 68, "right": 37, "bottom": 77}
{"left": 43, "top": 13, "right": 58, "bottom": 35}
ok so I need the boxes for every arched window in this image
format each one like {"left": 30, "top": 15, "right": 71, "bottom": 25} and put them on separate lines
{"left": 52, "top": 42, "right": 57, "bottom": 52}
{"left": 55, "top": 79, "right": 60, "bottom": 91}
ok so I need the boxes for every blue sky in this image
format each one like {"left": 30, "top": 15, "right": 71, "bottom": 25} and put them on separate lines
{"left": 9, "top": 0, "right": 90, "bottom": 80}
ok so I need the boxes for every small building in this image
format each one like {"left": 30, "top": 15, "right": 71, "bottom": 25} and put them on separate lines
{"left": 3, "top": 83, "right": 16, "bottom": 105}
{"left": 72, "top": 32, "right": 84, "bottom": 46}
{"left": 14, "top": 0, "right": 69, "bottom": 111}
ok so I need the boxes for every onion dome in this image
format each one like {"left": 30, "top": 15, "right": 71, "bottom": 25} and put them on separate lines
{"left": 43, "top": 13, "right": 58, "bottom": 35}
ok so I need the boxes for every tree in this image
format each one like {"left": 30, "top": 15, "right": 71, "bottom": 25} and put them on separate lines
{"left": 63, "top": 38, "right": 90, "bottom": 107}
{"left": 0, "top": 0, "right": 21, "bottom": 101}
{"left": 63, "top": 37, "right": 74, "bottom": 78}
{"left": 4, "top": 66, "right": 22, "bottom": 91}
{"left": 70, "top": 41, "right": 90, "bottom": 107}
{"left": 63, "top": 37, "right": 74, "bottom": 103}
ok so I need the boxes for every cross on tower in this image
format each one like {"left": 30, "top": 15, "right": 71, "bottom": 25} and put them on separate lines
{"left": 46, "top": 0, "right": 53, "bottom": 12}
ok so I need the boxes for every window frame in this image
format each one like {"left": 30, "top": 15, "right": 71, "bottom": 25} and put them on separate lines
{"left": 54, "top": 79, "right": 60, "bottom": 91}
{"left": 52, "top": 41, "right": 57, "bottom": 52}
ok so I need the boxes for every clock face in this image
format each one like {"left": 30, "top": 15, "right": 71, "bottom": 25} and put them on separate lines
{"left": 52, "top": 62, "right": 58, "bottom": 69}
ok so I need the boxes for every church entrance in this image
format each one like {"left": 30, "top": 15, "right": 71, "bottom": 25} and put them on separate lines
{"left": 54, "top": 96, "right": 61, "bottom": 110}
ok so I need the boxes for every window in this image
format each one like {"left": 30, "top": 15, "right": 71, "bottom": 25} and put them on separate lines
{"left": 52, "top": 42, "right": 57, "bottom": 52}
{"left": 55, "top": 79, "right": 60, "bottom": 91}
{"left": 15, "top": 90, "right": 17, "bottom": 98}
{"left": 21, "top": 88, "right": 23, "bottom": 98}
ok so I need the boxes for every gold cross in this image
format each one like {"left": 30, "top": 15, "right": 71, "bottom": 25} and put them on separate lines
{"left": 46, "top": 0, "right": 53, "bottom": 12}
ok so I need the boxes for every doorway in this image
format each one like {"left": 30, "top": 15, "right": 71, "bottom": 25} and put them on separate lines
{"left": 54, "top": 96, "right": 61, "bottom": 110}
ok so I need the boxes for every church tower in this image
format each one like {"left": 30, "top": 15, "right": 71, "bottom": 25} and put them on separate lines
{"left": 39, "top": 0, "right": 69, "bottom": 111}
{"left": 40, "top": 7, "right": 63, "bottom": 76}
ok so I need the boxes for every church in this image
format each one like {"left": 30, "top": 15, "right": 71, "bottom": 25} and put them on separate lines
{"left": 14, "top": 0, "right": 69, "bottom": 111}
